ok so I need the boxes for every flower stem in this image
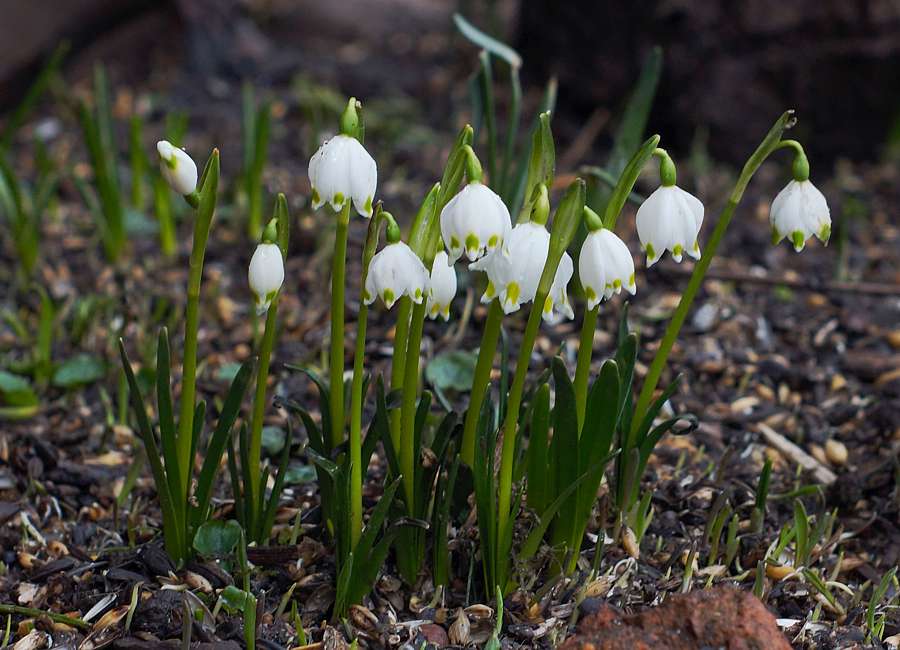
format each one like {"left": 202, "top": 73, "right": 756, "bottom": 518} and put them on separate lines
{"left": 247, "top": 296, "right": 279, "bottom": 540}
{"left": 461, "top": 299, "right": 503, "bottom": 466}
{"left": 389, "top": 297, "right": 412, "bottom": 451}
{"left": 400, "top": 301, "right": 427, "bottom": 513}
{"left": 348, "top": 208, "right": 388, "bottom": 547}
{"left": 175, "top": 150, "right": 218, "bottom": 510}
{"left": 573, "top": 305, "right": 600, "bottom": 429}
{"left": 0, "top": 604, "right": 90, "bottom": 630}
{"left": 631, "top": 111, "right": 796, "bottom": 437}
{"left": 329, "top": 202, "right": 352, "bottom": 449}
{"left": 496, "top": 288, "right": 547, "bottom": 549}
{"left": 349, "top": 300, "right": 368, "bottom": 547}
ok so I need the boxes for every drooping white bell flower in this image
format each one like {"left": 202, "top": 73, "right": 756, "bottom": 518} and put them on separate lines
{"left": 427, "top": 251, "right": 457, "bottom": 321}
{"left": 248, "top": 242, "right": 284, "bottom": 315}
{"left": 440, "top": 182, "right": 511, "bottom": 263}
{"left": 364, "top": 241, "right": 429, "bottom": 309}
{"left": 157, "top": 140, "right": 197, "bottom": 196}
{"left": 470, "top": 221, "right": 574, "bottom": 322}
{"left": 636, "top": 185, "right": 704, "bottom": 267}
{"left": 769, "top": 180, "right": 831, "bottom": 252}
{"left": 308, "top": 134, "right": 377, "bottom": 218}
{"left": 546, "top": 252, "right": 575, "bottom": 323}
{"left": 579, "top": 227, "right": 636, "bottom": 309}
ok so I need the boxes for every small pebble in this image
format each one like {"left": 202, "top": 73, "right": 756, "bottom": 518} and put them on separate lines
{"left": 825, "top": 439, "right": 848, "bottom": 466}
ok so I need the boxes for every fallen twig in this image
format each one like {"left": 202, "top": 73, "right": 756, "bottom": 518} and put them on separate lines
{"left": 669, "top": 266, "right": 900, "bottom": 296}
{"left": 756, "top": 423, "right": 837, "bottom": 486}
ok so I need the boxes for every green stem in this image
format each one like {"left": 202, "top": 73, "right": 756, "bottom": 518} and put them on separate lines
{"left": 573, "top": 305, "right": 600, "bottom": 429}
{"left": 329, "top": 202, "right": 352, "bottom": 449}
{"left": 174, "top": 150, "right": 218, "bottom": 519}
{"left": 0, "top": 605, "right": 90, "bottom": 630}
{"left": 461, "top": 299, "right": 503, "bottom": 466}
{"left": 631, "top": 111, "right": 797, "bottom": 437}
{"left": 400, "top": 301, "right": 427, "bottom": 513}
{"left": 247, "top": 296, "right": 279, "bottom": 538}
{"left": 348, "top": 208, "right": 388, "bottom": 547}
{"left": 496, "top": 288, "right": 547, "bottom": 546}
{"left": 389, "top": 297, "right": 412, "bottom": 451}
{"left": 349, "top": 300, "right": 368, "bottom": 547}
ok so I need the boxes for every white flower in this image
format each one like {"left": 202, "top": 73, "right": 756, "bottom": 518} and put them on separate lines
{"left": 157, "top": 140, "right": 197, "bottom": 195}
{"left": 364, "top": 242, "right": 429, "bottom": 309}
{"left": 769, "top": 180, "right": 831, "bottom": 252}
{"left": 470, "top": 221, "right": 574, "bottom": 322}
{"left": 427, "top": 251, "right": 457, "bottom": 321}
{"left": 248, "top": 243, "right": 284, "bottom": 314}
{"left": 636, "top": 185, "right": 704, "bottom": 267}
{"left": 440, "top": 182, "right": 511, "bottom": 263}
{"left": 308, "top": 134, "right": 377, "bottom": 218}
{"left": 579, "top": 228, "right": 636, "bottom": 309}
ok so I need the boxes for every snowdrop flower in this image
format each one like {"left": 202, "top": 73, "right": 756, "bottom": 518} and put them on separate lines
{"left": 427, "top": 251, "right": 457, "bottom": 321}
{"left": 364, "top": 235, "right": 429, "bottom": 310}
{"left": 440, "top": 182, "right": 511, "bottom": 263}
{"left": 635, "top": 151, "right": 703, "bottom": 267}
{"left": 579, "top": 208, "right": 636, "bottom": 309}
{"left": 248, "top": 220, "right": 284, "bottom": 315}
{"left": 636, "top": 185, "right": 703, "bottom": 267}
{"left": 157, "top": 140, "right": 197, "bottom": 196}
{"left": 308, "top": 98, "right": 377, "bottom": 218}
{"left": 769, "top": 179, "right": 831, "bottom": 252}
{"left": 470, "top": 221, "right": 574, "bottom": 322}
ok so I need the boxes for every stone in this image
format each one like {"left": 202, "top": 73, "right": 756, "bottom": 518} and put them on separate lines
{"left": 559, "top": 585, "right": 790, "bottom": 650}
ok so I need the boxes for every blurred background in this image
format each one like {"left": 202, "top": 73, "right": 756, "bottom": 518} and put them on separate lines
{"left": 2, "top": 0, "right": 899, "bottom": 169}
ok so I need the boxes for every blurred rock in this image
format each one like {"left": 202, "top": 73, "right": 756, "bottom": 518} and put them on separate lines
{"left": 560, "top": 585, "right": 791, "bottom": 650}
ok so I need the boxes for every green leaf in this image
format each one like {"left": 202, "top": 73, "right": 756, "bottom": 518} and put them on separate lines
{"left": 119, "top": 339, "right": 184, "bottom": 562}
{"left": 52, "top": 354, "right": 105, "bottom": 388}
{"left": 587, "top": 47, "right": 662, "bottom": 214}
{"left": 193, "top": 360, "right": 255, "bottom": 526}
{"left": 216, "top": 585, "right": 255, "bottom": 614}
{"left": 193, "top": 519, "right": 242, "bottom": 557}
{"left": 525, "top": 382, "right": 551, "bottom": 512}
{"left": 453, "top": 13, "right": 522, "bottom": 68}
{"left": 426, "top": 350, "right": 478, "bottom": 393}
{"left": 0, "top": 370, "right": 38, "bottom": 407}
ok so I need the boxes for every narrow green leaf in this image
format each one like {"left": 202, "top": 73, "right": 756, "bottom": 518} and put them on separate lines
{"left": 194, "top": 360, "right": 254, "bottom": 524}
{"left": 156, "top": 328, "right": 181, "bottom": 509}
{"left": 453, "top": 13, "right": 522, "bottom": 68}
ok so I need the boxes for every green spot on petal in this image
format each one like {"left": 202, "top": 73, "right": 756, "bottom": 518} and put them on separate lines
{"left": 771, "top": 228, "right": 782, "bottom": 246}
{"left": 465, "top": 233, "right": 480, "bottom": 254}
{"left": 334, "top": 192, "right": 345, "bottom": 205}
{"left": 628, "top": 272, "right": 635, "bottom": 286}
{"left": 488, "top": 234, "right": 499, "bottom": 248}
{"left": 414, "top": 288, "right": 422, "bottom": 300}
{"left": 506, "top": 282, "right": 520, "bottom": 305}
{"left": 311, "top": 188, "right": 321, "bottom": 205}
{"left": 673, "top": 244, "right": 684, "bottom": 257}
{"left": 363, "top": 196, "right": 373, "bottom": 214}
{"left": 613, "top": 279, "right": 622, "bottom": 289}
{"left": 585, "top": 287, "right": 597, "bottom": 302}
{"left": 450, "top": 236, "right": 460, "bottom": 249}
{"left": 543, "top": 295, "right": 553, "bottom": 314}
{"left": 383, "top": 288, "right": 395, "bottom": 305}
{"left": 484, "top": 281, "right": 496, "bottom": 299}
{"left": 645, "top": 243, "right": 656, "bottom": 260}
{"left": 791, "top": 230, "right": 806, "bottom": 252}
{"left": 818, "top": 223, "right": 831, "bottom": 243}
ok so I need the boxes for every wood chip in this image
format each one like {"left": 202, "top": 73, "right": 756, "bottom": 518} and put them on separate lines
{"left": 756, "top": 423, "right": 837, "bottom": 485}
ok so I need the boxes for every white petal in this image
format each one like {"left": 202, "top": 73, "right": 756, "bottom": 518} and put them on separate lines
{"left": 157, "top": 140, "right": 198, "bottom": 195}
